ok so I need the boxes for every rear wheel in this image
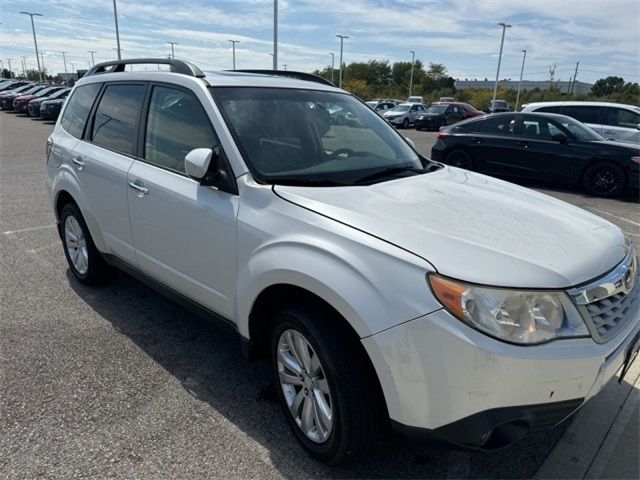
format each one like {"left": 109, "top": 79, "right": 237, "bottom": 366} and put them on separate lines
{"left": 402, "top": 118, "right": 409, "bottom": 129}
{"left": 271, "top": 301, "right": 385, "bottom": 464}
{"left": 445, "top": 149, "right": 474, "bottom": 170}
{"left": 582, "top": 162, "right": 626, "bottom": 197}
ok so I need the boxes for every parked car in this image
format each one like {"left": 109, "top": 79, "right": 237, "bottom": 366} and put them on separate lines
{"left": 0, "top": 80, "right": 30, "bottom": 92}
{"left": 48, "top": 58, "right": 640, "bottom": 464}
{"left": 1, "top": 84, "right": 47, "bottom": 110}
{"left": 28, "top": 88, "right": 70, "bottom": 116}
{"left": 521, "top": 101, "right": 640, "bottom": 144}
{"left": 439, "top": 96, "right": 455, "bottom": 102}
{"left": 415, "top": 103, "right": 466, "bottom": 131}
{"left": 407, "top": 95, "right": 424, "bottom": 104}
{"left": 382, "top": 102, "right": 425, "bottom": 128}
{"left": 487, "top": 99, "right": 510, "bottom": 113}
{"left": 459, "top": 102, "right": 485, "bottom": 118}
{"left": 14, "top": 85, "right": 66, "bottom": 113}
{"left": 365, "top": 99, "right": 397, "bottom": 114}
{"left": 40, "top": 97, "right": 67, "bottom": 120}
{"left": 0, "top": 83, "right": 34, "bottom": 107}
{"left": 431, "top": 112, "right": 640, "bottom": 197}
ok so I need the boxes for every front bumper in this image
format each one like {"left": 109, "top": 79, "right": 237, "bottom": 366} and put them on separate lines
{"left": 363, "top": 303, "right": 640, "bottom": 449}
{"left": 385, "top": 116, "right": 405, "bottom": 126}
{"left": 415, "top": 117, "right": 441, "bottom": 130}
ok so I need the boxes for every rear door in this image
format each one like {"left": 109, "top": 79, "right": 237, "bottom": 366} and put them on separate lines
{"left": 562, "top": 105, "right": 605, "bottom": 136}
{"left": 72, "top": 82, "right": 147, "bottom": 263}
{"left": 465, "top": 114, "right": 519, "bottom": 175}
{"left": 603, "top": 106, "right": 640, "bottom": 143}
{"left": 126, "top": 83, "right": 239, "bottom": 318}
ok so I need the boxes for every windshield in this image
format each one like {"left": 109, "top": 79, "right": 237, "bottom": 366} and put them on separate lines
{"left": 389, "top": 104, "right": 411, "bottom": 112}
{"left": 425, "top": 105, "right": 448, "bottom": 114}
{"left": 492, "top": 100, "right": 508, "bottom": 108}
{"left": 557, "top": 116, "right": 604, "bottom": 141}
{"left": 212, "top": 87, "right": 426, "bottom": 186}
{"left": 7, "top": 84, "right": 32, "bottom": 94}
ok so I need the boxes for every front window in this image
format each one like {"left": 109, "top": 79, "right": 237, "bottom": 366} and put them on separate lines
{"left": 212, "top": 87, "right": 428, "bottom": 186}
{"left": 389, "top": 104, "right": 411, "bottom": 113}
{"left": 555, "top": 116, "right": 604, "bottom": 142}
{"left": 425, "top": 105, "right": 448, "bottom": 114}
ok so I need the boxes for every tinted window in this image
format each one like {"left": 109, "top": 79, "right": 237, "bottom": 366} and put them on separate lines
{"left": 537, "top": 106, "right": 564, "bottom": 114}
{"left": 91, "top": 84, "right": 145, "bottom": 155}
{"left": 606, "top": 108, "right": 640, "bottom": 128}
{"left": 60, "top": 83, "right": 101, "bottom": 139}
{"left": 520, "top": 118, "right": 553, "bottom": 140}
{"left": 481, "top": 115, "right": 516, "bottom": 135}
{"left": 145, "top": 86, "right": 219, "bottom": 173}
{"left": 562, "top": 105, "right": 601, "bottom": 124}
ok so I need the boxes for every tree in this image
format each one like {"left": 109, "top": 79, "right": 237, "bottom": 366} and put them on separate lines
{"left": 342, "top": 79, "right": 368, "bottom": 99}
{"left": 426, "top": 63, "right": 447, "bottom": 79}
{"left": 591, "top": 76, "right": 626, "bottom": 96}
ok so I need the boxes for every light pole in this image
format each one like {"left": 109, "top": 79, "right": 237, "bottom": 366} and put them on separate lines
{"left": 7, "top": 58, "right": 13, "bottom": 79}
{"left": 492, "top": 22, "right": 511, "bottom": 103}
{"left": 19, "top": 11, "right": 43, "bottom": 81}
{"left": 167, "top": 42, "right": 178, "bottom": 60}
{"left": 88, "top": 50, "right": 96, "bottom": 66}
{"left": 336, "top": 34, "right": 348, "bottom": 88}
{"left": 408, "top": 50, "right": 416, "bottom": 98}
{"left": 228, "top": 40, "right": 239, "bottom": 70}
{"left": 60, "top": 51, "right": 68, "bottom": 84}
{"left": 40, "top": 53, "right": 46, "bottom": 80}
{"left": 329, "top": 52, "right": 335, "bottom": 84}
{"left": 112, "top": 0, "right": 121, "bottom": 60}
{"left": 20, "top": 56, "right": 27, "bottom": 78}
{"left": 273, "top": 0, "right": 278, "bottom": 70}
{"left": 515, "top": 49, "right": 527, "bottom": 111}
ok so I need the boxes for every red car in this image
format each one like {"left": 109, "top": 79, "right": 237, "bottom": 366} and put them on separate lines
{"left": 12, "top": 86, "right": 65, "bottom": 113}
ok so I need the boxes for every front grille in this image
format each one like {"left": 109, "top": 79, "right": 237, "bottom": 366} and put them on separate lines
{"left": 585, "top": 269, "right": 640, "bottom": 341}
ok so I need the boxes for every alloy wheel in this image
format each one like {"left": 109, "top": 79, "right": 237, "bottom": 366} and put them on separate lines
{"left": 64, "top": 215, "right": 89, "bottom": 275}
{"left": 587, "top": 167, "right": 619, "bottom": 195}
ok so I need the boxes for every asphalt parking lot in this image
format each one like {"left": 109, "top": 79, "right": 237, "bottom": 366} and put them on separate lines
{"left": 1, "top": 111, "right": 638, "bottom": 479}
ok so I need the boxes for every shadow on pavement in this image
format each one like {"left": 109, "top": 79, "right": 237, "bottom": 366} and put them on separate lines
{"left": 67, "top": 269, "right": 571, "bottom": 479}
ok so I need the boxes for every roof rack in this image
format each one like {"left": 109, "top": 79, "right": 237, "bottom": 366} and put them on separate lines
{"left": 85, "top": 58, "right": 206, "bottom": 78}
{"left": 229, "top": 69, "right": 335, "bottom": 87}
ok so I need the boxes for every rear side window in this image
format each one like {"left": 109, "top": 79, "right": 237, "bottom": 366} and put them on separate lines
{"left": 144, "top": 85, "right": 219, "bottom": 173}
{"left": 480, "top": 115, "right": 516, "bottom": 135}
{"left": 91, "top": 84, "right": 145, "bottom": 155}
{"left": 536, "top": 106, "right": 563, "bottom": 114}
{"left": 606, "top": 108, "right": 640, "bottom": 128}
{"left": 60, "top": 83, "right": 101, "bottom": 139}
{"left": 562, "top": 105, "right": 601, "bottom": 124}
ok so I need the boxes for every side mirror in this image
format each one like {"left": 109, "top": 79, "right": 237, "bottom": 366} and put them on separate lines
{"left": 404, "top": 137, "right": 416, "bottom": 150}
{"left": 185, "top": 148, "right": 213, "bottom": 180}
{"left": 551, "top": 133, "right": 568, "bottom": 144}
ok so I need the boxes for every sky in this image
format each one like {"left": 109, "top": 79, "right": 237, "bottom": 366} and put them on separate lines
{"left": 1, "top": 0, "right": 639, "bottom": 84}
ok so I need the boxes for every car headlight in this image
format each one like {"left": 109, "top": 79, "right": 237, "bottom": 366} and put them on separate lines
{"left": 429, "top": 274, "right": 588, "bottom": 344}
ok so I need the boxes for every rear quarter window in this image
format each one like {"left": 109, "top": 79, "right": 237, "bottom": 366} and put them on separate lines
{"left": 562, "top": 105, "right": 601, "bottom": 124}
{"left": 60, "top": 83, "right": 102, "bottom": 139}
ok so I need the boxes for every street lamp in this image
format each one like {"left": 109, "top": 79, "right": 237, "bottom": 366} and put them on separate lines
{"left": 112, "top": 0, "right": 121, "bottom": 60}
{"left": 515, "top": 49, "right": 527, "bottom": 111}
{"left": 273, "top": 0, "right": 278, "bottom": 70}
{"left": 88, "top": 50, "right": 96, "bottom": 66}
{"left": 492, "top": 22, "right": 512, "bottom": 103}
{"left": 228, "top": 40, "right": 239, "bottom": 70}
{"left": 409, "top": 50, "right": 416, "bottom": 98}
{"left": 60, "top": 51, "right": 68, "bottom": 85}
{"left": 19, "top": 11, "right": 43, "bottom": 81}
{"left": 167, "top": 42, "right": 178, "bottom": 60}
{"left": 336, "top": 34, "right": 348, "bottom": 88}
{"left": 329, "top": 52, "right": 335, "bottom": 84}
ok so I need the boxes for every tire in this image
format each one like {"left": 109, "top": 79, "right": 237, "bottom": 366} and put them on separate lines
{"left": 59, "top": 202, "right": 114, "bottom": 284}
{"left": 402, "top": 118, "right": 409, "bottom": 129}
{"left": 445, "top": 149, "right": 474, "bottom": 170}
{"left": 582, "top": 161, "right": 626, "bottom": 197}
{"left": 270, "top": 301, "right": 385, "bottom": 464}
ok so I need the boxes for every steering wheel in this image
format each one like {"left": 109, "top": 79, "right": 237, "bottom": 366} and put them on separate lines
{"left": 328, "top": 148, "right": 355, "bottom": 160}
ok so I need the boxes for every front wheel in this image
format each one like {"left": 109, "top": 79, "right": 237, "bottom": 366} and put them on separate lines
{"left": 582, "top": 162, "right": 626, "bottom": 197}
{"left": 271, "top": 302, "right": 384, "bottom": 464}
{"left": 402, "top": 118, "right": 409, "bottom": 129}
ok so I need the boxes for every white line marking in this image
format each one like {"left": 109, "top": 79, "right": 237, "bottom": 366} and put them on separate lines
{"left": 3, "top": 224, "right": 56, "bottom": 235}
{"left": 588, "top": 207, "right": 640, "bottom": 228}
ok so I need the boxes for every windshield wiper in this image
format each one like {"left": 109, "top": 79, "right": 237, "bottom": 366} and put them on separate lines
{"left": 353, "top": 166, "right": 424, "bottom": 184}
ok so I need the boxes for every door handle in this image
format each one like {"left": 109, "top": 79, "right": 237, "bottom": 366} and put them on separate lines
{"left": 128, "top": 181, "right": 149, "bottom": 195}
{"left": 72, "top": 156, "right": 86, "bottom": 170}
{"left": 471, "top": 136, "right": 482, "bottom": 144}
{"left": 517, "top": 141, "right": 529, "bottom": 149}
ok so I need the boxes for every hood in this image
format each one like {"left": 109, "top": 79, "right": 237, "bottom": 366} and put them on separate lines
{"left": 274, "top": 167, "right": 627, "bottom": 288}
{"left": 383, "top": 110, "right": 405, "bottom": 117}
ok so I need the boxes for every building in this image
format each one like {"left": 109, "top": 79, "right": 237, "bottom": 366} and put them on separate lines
{"left": 454, "top": 79, "right": 593, "bottom": 95}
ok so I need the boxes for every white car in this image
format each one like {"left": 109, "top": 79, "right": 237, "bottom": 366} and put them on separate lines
{"left": 522, "top": 101, "right": 640, "bottom": 144}
{"left": 47, "top": 59, "right": 640, "bottom": 464}
{"left": 382, "top": 102, "right": 425, "bottom": 128}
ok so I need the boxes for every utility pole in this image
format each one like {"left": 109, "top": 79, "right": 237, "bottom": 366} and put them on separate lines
{"left": 112, "top": 0, "right": 121, "bottom": 60}
{"left": 167, "top": 42, "right": 177, "bottom": 60}
{"left": 408, "top": 50, "right": 416, "bottom": 98}
{"left": 515, "top": 49, "right": 527, "bottom": 111}
{"left": 7, "top": 58, "right": 13, "bottom": 79}
{"left": 571, "top": 61, "right": 579, "bottom": 96}
{"left": 336, "top": 34, "right": 348, "bottom": 88}
{"left": 88, "top": 50, "right": 96, "bottom": 66}
{"left": 20, "top": 11, "right": 44, "bottom": 81}
{"left": 40, "top": 53, "right": 46, "bottom": 80}
{"left": 273, "top": 0, "right": 278, "bottom": 70}
{"left": 228, "top": 40, "right": 239, "bottom": 70}
{"left": 329, "top": 52, "right": 335, "bottom": 84}
{"left": 492, "top": 22, "right": 512, "bottom": 103}
{"left": 60, "top": 51, "right": 68, "bottom": 85}
{"left": 20, "top": 56, "right": 27, "bottom": 78}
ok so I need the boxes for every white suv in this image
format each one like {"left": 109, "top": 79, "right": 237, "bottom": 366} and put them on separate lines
{"left": 47, "top": 59, "right": 640, "bottom": 464}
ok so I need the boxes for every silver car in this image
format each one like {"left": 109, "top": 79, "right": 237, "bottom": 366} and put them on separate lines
{"left": 382, "top": 102, "right": 425, "bottom": 128}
